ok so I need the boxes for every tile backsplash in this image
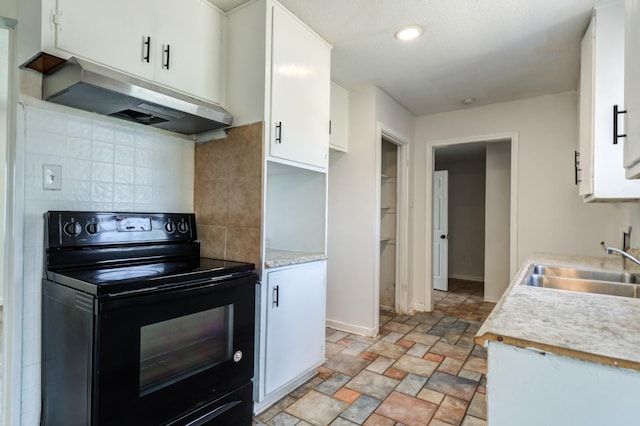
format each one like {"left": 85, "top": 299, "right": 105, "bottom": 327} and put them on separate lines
{"left": 17, "top": 101, "right": 194, "bottom": 425}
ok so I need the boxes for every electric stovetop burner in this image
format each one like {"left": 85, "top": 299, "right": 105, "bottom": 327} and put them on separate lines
{"left": 43, "top": 211, "right": 255, "bottom": 297}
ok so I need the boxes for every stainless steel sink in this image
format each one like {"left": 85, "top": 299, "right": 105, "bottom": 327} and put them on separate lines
{"left": 525, "top": 274, "right": 640, "bottom": 298}
{"left": 522, "top": 265, "right": 640, "bottom": 298}
{"left": 532, "top": 264, "right": 640, "bottom": 283}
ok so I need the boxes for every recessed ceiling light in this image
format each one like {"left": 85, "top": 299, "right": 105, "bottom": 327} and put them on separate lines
{"left": 462, "top": 98, "right": 476, "bottom": 105}
{"left": 394, "top": 25, "right": 423, "bottom": 41}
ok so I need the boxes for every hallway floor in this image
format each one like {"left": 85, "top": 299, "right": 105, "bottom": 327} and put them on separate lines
{"left": 254, "top": 280, "right": 494, "bottom": 425}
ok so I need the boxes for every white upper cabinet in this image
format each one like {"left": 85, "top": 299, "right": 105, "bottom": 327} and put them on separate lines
{"left": 27, "top": 0, "right": 224, "bottom": 104}
{"left": 329, "top": 82, "right": 349, "bottom": 152}
{"left": 56, "top": 0, "right": 156, "bottom": 80}
{"left": 624, "top": 0, "right": 640, "bottom": 178}
{"left": 269, "top": 5, "right": 331, "bottom": 170}
{"left": 578, "top": 1, "right": 640, "bottom": 200}
{"left": 226, "top": 0, "right": 331, "bottom": 172}
{"left": 153, "top": 0, "right": 224, "bottom": 104}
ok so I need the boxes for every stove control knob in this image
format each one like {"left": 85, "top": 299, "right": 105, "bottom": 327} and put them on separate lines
{"left": 63, "top": 221, "right": 82, "bottom": 237}
{"left": 85, "top": 222, "right": 100, "bottom": 235}
{"left": 164, "top": 221, "right": 176, "bottom": 233}
{"left": 177, "top": 221, "right": 190, "bottom": 234}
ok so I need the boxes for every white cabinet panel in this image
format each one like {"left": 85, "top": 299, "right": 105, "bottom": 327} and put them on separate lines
{"left": 265, "top": 261, "right": 326, "bottom": 395}
{"left": 624, "top": 0, "right": 640, "bottom": 177}
{"left": 578, "top": 1, "right": 640, "bottom": 200}
{"left": 39, "top": 0, "right": 224, "bottom": 104}
{"left": 56, "top": 0, "right": 155, "bottom": 80}
{"left": 154, "top": 0, "right": 224, "bottom": 103}
{"left": 329, "top": 82, "right": 349, "bottom": 152}
{"left": 269, "top": 5, "right": 330, "bottom": 169}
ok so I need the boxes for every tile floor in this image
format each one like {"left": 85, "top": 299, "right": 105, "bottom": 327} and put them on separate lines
{"left": 254, "top": 279, "right": 495, "bottom": 426}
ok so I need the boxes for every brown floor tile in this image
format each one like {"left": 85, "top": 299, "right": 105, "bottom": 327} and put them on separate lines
{"left": 262, "top": 279, "right": 495, "bottom": 426}
{"left": 438, "top": 357, "right": 464, "bottom": 375}
{"left": 334, "top": 387, "right": 362, "bottom": 404}
{"left": 346, "top": 370, "right": 399, "bottom": 400}
{"left": 383, "top": 367, "right": 408, "bottom": 380}
{"left": 397, "top": 339, "right": 415, "bottom": 349}
{"left": 360, "top": 351, "right": 379, "bottom": 362}
{"left": 285, "top": 390, "right": 348, "bottom": 425}
{"left": 382, "top": 321, "right": 415, "bottom": 334}
{"left": 424, "top": 352, "right": 445, "bottom": 363}
{"left": 461, "top": 415, "right": 487, "bottom": 426}
{"left": 367, "top": 341, "right": 407, "bottom": 360}
{"left": 417, "top": 388, "right": 445, "bottom": 405}
{"left": 363, "top": 413, "right": 396, "bottom": 425}
{"left": 433, "top": 395, "right": 469, "bottom": 425}
{"left": 324, "top": 353, "right": 370, "bottom": 376}
{"left": 429, "top": 419, "right": 455, "bottom": 426}
{"left": 393, "top": 355, "right": 439, "bottom": 377}
{"left": 429, "top": 341, "right": 473, "bottom": 362}
{"left": 467, "top": 392, "right": 487, "bottom": 420}
{"left": 375, "top": 391, "right": 438, "bottom": 426}
{"left": 316, "top": 366, "right": 334, "bottom": 380}
{"left": 462, "top": 356, "right": 487, "bottom": 375}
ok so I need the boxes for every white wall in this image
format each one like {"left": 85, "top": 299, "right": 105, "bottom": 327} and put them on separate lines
{"left": 485, "top": 142, "right": 511, "bottom": 302}
{"left": 326, "top": 86, "right": 413, "bottom": 335}
{"left": 435, "top": 153, "right": 486, "bottom": 281}
{"left": 412, "top": 92, "right": 634, "bottom": 311}
{"left": 0, "top": 0, "right": 17, "bottom": 22}
{"left": 15, "top": 100, "right": 194, "bottom": 425}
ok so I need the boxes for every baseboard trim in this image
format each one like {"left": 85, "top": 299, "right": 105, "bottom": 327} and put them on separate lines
{"left": 449, "top": 274, "right": 484, "bottom": 282}
{"left": 326, "top": 318, "right": 377, "bottom": 337}
{"left": 483, "top": 296, "right": 500, "bottom": 303}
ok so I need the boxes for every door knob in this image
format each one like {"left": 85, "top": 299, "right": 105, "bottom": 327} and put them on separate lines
{"left": 440, "top": 234, "right": 447, "bottom": 239}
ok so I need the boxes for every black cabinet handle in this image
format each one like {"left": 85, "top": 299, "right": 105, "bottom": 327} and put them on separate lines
{"left": 613, "top": 104, "right": 627, "bottom": 145}
{"left": 275, "top": 122, "right": 282, "bottom": 144}
{"left": 329, "top": 120, "right": 332, "bottom": 135}
{"left": 574, "top": 150, "right": 581, "bottom": 185}
{"left": 142, "top": 36, "right": 151, "bottom": 63}
{"left": 163, "top": 44, "right": 171, "bottom": 70}
{"left": 272, "top": 285, "right": 279, "bottom": 308}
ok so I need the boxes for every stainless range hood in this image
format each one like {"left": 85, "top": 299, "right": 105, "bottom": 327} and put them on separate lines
{"left": 42, "top": 57, "right": 233, "bottom": 135}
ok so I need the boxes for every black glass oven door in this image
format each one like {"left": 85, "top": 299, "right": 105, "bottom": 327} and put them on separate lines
{"left": 95, "top": 273, "right": 256, "bottom": 426}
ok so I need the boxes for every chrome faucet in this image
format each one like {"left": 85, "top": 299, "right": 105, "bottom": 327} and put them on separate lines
{"left": 601, "top": 241, "right": 640, "bottom": 267}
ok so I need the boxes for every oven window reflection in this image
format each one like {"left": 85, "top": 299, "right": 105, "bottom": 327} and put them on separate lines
{"left": 139, "top": 305, "right": 234, "bottom": 396}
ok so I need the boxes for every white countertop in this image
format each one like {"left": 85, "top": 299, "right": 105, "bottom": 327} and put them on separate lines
{"left": 264, "top": 248, "right": 326, "bottom": 269}
{"left": 475, "top": 253, "right": 640, "bottom": 371}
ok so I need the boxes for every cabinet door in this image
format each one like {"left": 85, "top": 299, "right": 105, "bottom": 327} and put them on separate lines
{"left": 625, "top": 0, "right": 640, "bottom": 178}
{"left": 265, "top": 262, "right": 326, "bottom": 395}
{"left": 269, "top": 5, "right": 331, "bottom": 170}
{"left": 155, "top": 0, "right": 224, "bottom": 104}
{"left": 578, "top": 17, "right": 595, "bottom": 196}
{"left": 55, "top": 0, "right": 155, "bottom": 80}
{"left": 329, "top": 82, "right": 349, "bottom": 152}
{"left": 578, "top": 2, "right": 640, "bottom": 199}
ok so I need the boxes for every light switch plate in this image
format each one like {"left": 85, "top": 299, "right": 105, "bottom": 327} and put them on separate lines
{"left": 43, "top": 164, "right": 62, "bottom": 190}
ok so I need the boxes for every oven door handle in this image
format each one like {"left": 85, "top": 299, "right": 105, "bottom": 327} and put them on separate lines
{"left": 185, "top": 400, "right": 242, "bottom": 426}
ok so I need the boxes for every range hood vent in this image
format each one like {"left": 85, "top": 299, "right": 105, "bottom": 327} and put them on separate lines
{"left": 42, "top": 57, "right": 233, "bottom": 135}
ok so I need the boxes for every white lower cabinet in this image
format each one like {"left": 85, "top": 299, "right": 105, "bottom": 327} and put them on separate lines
{"left": 263, "top": 261, "right": 326, "bottom": 396}
{"left": 487, "top": 342, "right": 640, "bottom": 425}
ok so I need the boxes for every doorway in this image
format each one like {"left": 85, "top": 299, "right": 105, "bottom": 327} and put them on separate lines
{"left": 376, "top": 128, "right": 409, "bottom": 318}
{"left": 429, "top": 136, "right": 516, "bottom": 305}
{"left": 379, "top": 138, "right": 398, "bottom": 310}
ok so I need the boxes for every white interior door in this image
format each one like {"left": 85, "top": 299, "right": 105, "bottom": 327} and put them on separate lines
{"left": 433, "top": 170, "right": 449, "bottom": 291}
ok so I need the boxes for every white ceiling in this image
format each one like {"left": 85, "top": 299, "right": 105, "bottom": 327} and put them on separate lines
{"left": 211, "top": 0, "right": 602, "bottom": 116}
